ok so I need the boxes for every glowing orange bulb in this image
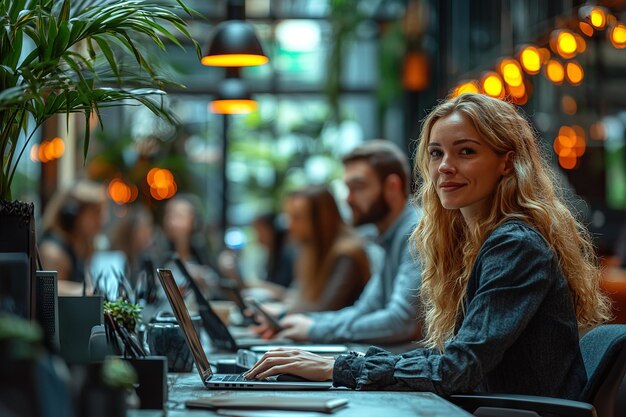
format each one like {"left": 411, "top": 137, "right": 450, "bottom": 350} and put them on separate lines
{"left": 49, "top": 137, "right": 65, "bottom": 159}
{"left": 579, "top": 21, "right": 594, "bottom": 37}
{"left": 545, "top": 59, "right": 564, "bottom": 84}
{"left": 610, "top": 23, "right": 626, "bottom": 49}
{"left": 519, "top": 46, "right": 541, "bottom": 74}
{"left": 565, "top": 61, "right": 584, "bottom": 85}
{"left": 500, "top": 59, "right": 523, "bottom": 87}
{"left": 210, "top": 99, "right": 258, "bottom": 114}
{"left": 481, "top": 72, "right": 504, "bottom": 98}
{"left": 201, "top": 54, "right": 269, "bottom": 67}
{"left": 147, "top": 167, "right": 160, "bottom": 186}
{"left": 589, "top": 7, "right": 606, "bottom": 29}
{"left": 108, "top": 179, "right": 132, "bottom": 205}
{"left": 451, "top": 81, "right": 480, "bottom": 97}
{"left": 554, "top": 30, "right": 578, "bottom": 58}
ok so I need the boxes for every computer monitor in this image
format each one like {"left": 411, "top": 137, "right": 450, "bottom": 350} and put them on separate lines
{"left": 0, "top": 252, "right": 30, "bottom": 318}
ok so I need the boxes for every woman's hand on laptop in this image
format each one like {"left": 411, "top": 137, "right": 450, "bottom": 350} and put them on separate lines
{"left": 275, "top": 314, "right": 313, "bottom": 341}
{"left": 243, "top": 348, "right": 334, "bottom": 381}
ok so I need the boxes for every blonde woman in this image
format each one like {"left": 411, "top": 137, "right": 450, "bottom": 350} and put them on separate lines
{"left": 244, "top": 93, "right": 611, "bottom": 400}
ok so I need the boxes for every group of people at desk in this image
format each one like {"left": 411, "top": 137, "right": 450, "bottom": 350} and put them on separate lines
{"left": 228, "top": 94, "right": 610, "bottom": 402}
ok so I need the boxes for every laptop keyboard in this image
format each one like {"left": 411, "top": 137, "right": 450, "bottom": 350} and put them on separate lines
{"left": 217, "top": 374, "right": 248, "bottom": 382}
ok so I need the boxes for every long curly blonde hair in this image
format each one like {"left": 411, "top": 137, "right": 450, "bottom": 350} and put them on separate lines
{"left": 411, "top": 93, "right": 611, "bottom": 351}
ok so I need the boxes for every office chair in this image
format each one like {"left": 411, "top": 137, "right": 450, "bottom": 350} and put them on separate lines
{"left": 450, "top": 324, "right": 626, "bottom": 417}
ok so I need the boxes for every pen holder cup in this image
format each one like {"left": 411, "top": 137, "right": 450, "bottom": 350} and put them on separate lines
{"left": 146, "top": 315, "right": 201, "bottom": 373}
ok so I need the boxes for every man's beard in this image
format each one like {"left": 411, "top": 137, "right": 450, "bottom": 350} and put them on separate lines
{"left": 351, "top": 193, "right": 390, "bottom": 226}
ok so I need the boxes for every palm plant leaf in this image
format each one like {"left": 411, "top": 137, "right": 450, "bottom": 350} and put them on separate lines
{"left": 0, "top": 0, "right": 201, "bottom": 200}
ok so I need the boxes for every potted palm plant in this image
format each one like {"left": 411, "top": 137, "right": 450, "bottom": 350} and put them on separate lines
{"left": 0, "top": 0, "right": 200, "bottom": 278}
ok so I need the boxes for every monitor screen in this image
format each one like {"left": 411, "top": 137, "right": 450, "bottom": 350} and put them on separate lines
{"left": 0, "top": 252, "right": 30, "bottom": 318}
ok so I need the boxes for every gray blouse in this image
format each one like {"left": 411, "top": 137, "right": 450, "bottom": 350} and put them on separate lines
{"left": 333, "top": 221, "right": 586, "bottom": 400}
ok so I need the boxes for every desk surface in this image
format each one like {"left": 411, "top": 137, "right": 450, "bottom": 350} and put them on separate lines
{"left": 129, "top": 373, "right": 472, "bottom": 417}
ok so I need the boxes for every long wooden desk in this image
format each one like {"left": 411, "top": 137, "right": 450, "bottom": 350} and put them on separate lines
{"left": 129, "top": 372, "right": 473, "bottom": 417}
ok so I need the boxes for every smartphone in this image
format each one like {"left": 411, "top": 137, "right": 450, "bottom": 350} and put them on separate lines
{"left": 244, "top": 298, "right": 284, "bottom": 332}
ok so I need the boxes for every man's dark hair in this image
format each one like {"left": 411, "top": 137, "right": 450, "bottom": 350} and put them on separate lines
{"left": 341, "top": 140, "right": 411, "bottom": 196}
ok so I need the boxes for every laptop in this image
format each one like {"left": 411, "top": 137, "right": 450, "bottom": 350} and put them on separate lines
{"left": 156, "top": 268, "right": 332, "bottom": 390}
{"left": 171, "top": 257, "right": 349, "bottom": 355}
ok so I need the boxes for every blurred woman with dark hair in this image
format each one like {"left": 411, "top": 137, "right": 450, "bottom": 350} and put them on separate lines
{"left": 283, "top": 185, "right": 371, "bottom": 313}
{"left": 159, "top": 193, "right": 212, "bottom": 266}
{"left": 251, "top": 212, "right": 294, "bottom": 290}
{"left": 39, "top": 180, "right": 107, "bottom": 295}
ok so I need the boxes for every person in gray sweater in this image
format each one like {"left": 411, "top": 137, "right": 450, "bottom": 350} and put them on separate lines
{"left": 254, "top": 140, "right": 423, "bottom": 344}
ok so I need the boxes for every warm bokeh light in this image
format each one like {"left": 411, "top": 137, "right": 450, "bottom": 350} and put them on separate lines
{"left": 561, "top": 95, "right": 577, "bottom": 115}
{"left": 558, "top": 126, "right": 577, "bottom": 147}
{"left": 210, "top": 99, "right": 258, "bottom": 114}
{"left": 481, "top": 72, "right": 505, "bottom": 99}
{"left": 559, "top": 153, "right": 578, "bottom": 170}
{"left": 610, "top": 23, "right": 626, "bottom": 48}
{"left": 108, "top": 178, "right": 137, "bottom": 205}
{"left": 565, "top": 61, "right": 584, "bottom": 85}
{"left": 49, "top": 137, "right": 65, "bottom": 159}
{"left": 554, "top": 125, "right": 586, "bottom": 170}
{"left": 30, "top": 137, "right": 65, "bottom": 163}
{"left": 519, "top": 45, "right": 541, "bottom": 74}
{"left": 507, "top": 82, "right": 528, "bottom": 105}
{"left": 201, "top": 54, "right": 269, "bottom": 67}
{"left": 552, "top": 30, "right": 578, "bottom": 59}
{"left": 499, "top": 59, "right": 523, "bottom": 87}
{"left": 579, "top": 21, "right": 594, "bottom": 37}
{"left": 507, "top": 82, "right": 526, "bottom": 98}
{"left": 403, "top": 52, "right": 429, "bottom": 91}
{"left": 589, "top": 7, "right": 607, "bottom": 29}
{"left": 146, "top": 167, "right": 177, "bottom": 200}
{"left": 545, "top": 59, "right": 565, "bottom": 84}
{"left": 451, "top": 80, "right": 480, "bottom": 97}
{"left": 590, "top": 121, "right": 606, "bottom": 140}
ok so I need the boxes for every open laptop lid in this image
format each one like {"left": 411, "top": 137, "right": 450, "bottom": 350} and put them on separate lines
{"left": 156, "top": 268, "right": 213, "bottom": 384}
{"left": 172, "top": 257, "right": 238, "bottom": 352}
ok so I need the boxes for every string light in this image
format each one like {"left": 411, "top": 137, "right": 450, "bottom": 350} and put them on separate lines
{"left": 519, "top": 45, "right": 542, "bottom": 74}
{"left": 551, "top": 30, "right": 578, "bottom": 59}
{"left": 589, "top": 7, "right": 607, "bottom": 29}
{"left": 545, "top": 59, "right": 565, "bottom": 84}
{"left": 610, "top": 23, "right": 626, "bottom": 48}
{"left": 481, "top": 72, "right": 505, "bottom": 99}
{"left": 451, "top": 80, "right": 480, "bottom": 97}
{"left": 499, "top": 58, "right": 524, "bottom": 87}
{"left": 565, "top": 61, "right": 584, "bottom": 85}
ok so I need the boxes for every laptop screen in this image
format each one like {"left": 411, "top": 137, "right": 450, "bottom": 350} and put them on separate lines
{"left": 172, "top": 257, "right": 238, "bottom": 352}
{"left": 156, "top": 268, "right": 212, "bottom": 383}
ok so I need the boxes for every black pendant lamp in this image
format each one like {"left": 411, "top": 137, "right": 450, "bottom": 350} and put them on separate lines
{"left": 210, "top": 77, "right": 257, "bottom": 114}
{"left": 201, "top": 20, "right": 269, "bottom": 67}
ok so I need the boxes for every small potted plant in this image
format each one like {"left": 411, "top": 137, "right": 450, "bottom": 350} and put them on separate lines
{"left": 103, "top": 298, "right": 167, "bottom": 410}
